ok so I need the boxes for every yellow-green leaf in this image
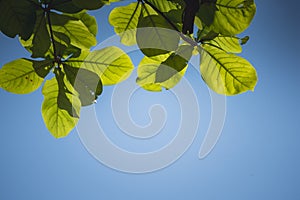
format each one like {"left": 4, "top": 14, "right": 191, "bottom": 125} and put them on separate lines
{"left": 109, "top": 2, "right": 142, "bottom": 46}
{"left": 205, "top": 36, "right": 243, "bottom": 53}
{"left": 137, "top": 45, "right": 193, "bottom": 91}
{"left": 200, "top": 44, "right": 257, "bottom": 95}
{"left": 208, "top": 0, "right": 256, "bottom": 35}
{"left": 42, "top": 71, "right": 81, "bottom": 138}
{"left": 0, "top": 59, "right": 52, "bottom": 94}
{"left": 50, "top": 12, "right": 97, "bottom": 50}
{"left": 65, "top": 47, "right": 134, "bottom": 85}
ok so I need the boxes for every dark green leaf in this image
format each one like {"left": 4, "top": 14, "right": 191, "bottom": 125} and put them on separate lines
{"left": 51, "top": 0, "right": 83, "bottom": 13}
{"left": 72, "top": 0, "right": 104, "bottom": 10}
{"left": 0, "top": 0, "right": 37, "bottom": 40}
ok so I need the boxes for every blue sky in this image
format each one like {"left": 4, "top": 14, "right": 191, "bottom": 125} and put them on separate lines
{"left": 0, "top": 0, "right": 300, "bottom": 199}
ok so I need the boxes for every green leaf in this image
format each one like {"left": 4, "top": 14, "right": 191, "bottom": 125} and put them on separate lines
{"left": 197, "top": 0, "right": 218, "bottom": 26}
{"left": 65, "top": 47, "right": 134, "bottom": 85}
{"left": 199, "top": 44, "right": 257, "bottom": 95}
{"left": 109, "top": 2, "right": 142, "bottom": 46}
{"left": 20, "top": 11, "right": 51, "bottom": 58}
{"left": 137, "top": 14, "right": 180, "bottom": 57}
{"left": 72, "top": 0, "right": 104, "bottom": 10}
{"left": 207, "top": 0, "right": 256, "bottom": 35}
{"left": 51, "top": 0, "right": 83, "bottom": 13}
{"left": 63, "top": 64, "right": 103, "bottom": 106}
{"left": 0, "top": 59, "right": 52, "bottom": 94}
{"left": 136, "top": 45, "right": 193, "bottom": 91}
{"left": 146, "top": 0, "right": 184, "bottom": 30}
{"left": 42, "top": 70, "right": 81, "bottom": 138}
{"left": 50, "top": 12, "right": 97, "bottom": 50}
{"left": 67, "top": 11, "right": 98, "bottom": 37}
{"left": 205, "top": 36, "right": 243, "bottom": 53}
{"left": 0, "top": 0, "right": 37, "bottom": 40}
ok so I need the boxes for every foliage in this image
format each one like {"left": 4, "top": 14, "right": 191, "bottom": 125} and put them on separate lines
{"left": 0, "top": 0, "right": 257, "bottom": 138}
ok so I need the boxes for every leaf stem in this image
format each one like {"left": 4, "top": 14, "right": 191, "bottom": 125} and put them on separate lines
{"left": 143, "top": 0, "right": 198, "bottom": 47}
{"left": 45, "top": 8, "right": 59, "bottom": 64}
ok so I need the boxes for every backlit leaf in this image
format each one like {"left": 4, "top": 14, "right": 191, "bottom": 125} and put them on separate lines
{"left": 207, "top": 0, "right": 256, "bottom": 35}
{"left": 42, "top": 70, "right": 81, "bottom": 138}
{"left": 65, "top": 47, "right": 134, "bottom": 85}
{"left": 200, "top": 44, "right": 257, "bottom": 95}
{"left": 137, "top": 45, "right": 193, "bottom": 91}
{"left": 63, "top": 64, "right": 103, "bottom": 106}
{"left": 0, "top": 59, "right": 52, "bottom": 94}
{"left": 50, "top": 12, "right": 97, "bottom": 50}
{"left": 137, "top": 14, "right": 180, "bottom": 57}
{"left": 109, "top": 2, "right": 142, "bottom": 45}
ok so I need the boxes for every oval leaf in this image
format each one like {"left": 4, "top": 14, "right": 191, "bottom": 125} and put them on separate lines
{"left": 0, "top": 59, "right": 52, "bottom": 94}
{"left": 109, "top": 2, "right": 142, "bottom": 46}
{"left": 137, "top": 45, "right": 193, "bottom": 91}
{"left": 0, "top": 0, "right": 36, "bottom": 40}
{"left": 63, "top": 64, "right": 103, "bottom": 106}
{"left": 137, "top": 14, "right": 180, "bottom": 57}
{"left": 200, "top": 44, "right": 257, "bottom": 95}
{"left": 208, "top": 0, "right": 256, "bottom": 35}
{"left": 65, "top": 47, "right": 134, "bottom": 85}
{"left": 42, "top": 72, "right": 81, "bottom": 138}
{"left": 50, "top": 12, "right": 97, "bottom": 50}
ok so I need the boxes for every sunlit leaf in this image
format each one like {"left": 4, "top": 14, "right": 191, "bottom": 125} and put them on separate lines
{"left": 68, "top": 11, "right": 98, "bottom": 36}
{"left": 63, "top": 64, "right": 103, "bottom": 106}
{"left": 200, "top": 44, "right": 257, "bottom": 95}
{"left": 207, "top": 0, "right": 256, "bottom": 35}
{"left": 205, "top": 36, "right": 243, "bottom": 53}
{"left": 137, "top": 45, "right": 193, "bottom": 91}
{"left": 146, "top": 0, "right": 184, "bottom": 30}
{"left": 0, "top": 0, "right": 36, "bottom": 40}
{"left": 50, "top": 12, "right": 97, "bottom": 50}
{"left": 0, "top": 59, "right": 52, "bottom": 94}
{"left": 42, "top": 70, "right": 81, "bottom": 138}
{"left": 65, "top": 47, "right": 134, "bottom": 85}
{"left": 109, "top": 2, "right": 142, "bottom": 45}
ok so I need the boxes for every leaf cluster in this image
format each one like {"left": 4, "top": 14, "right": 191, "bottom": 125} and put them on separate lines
{"left": 0, "top": 0, "right": 258, "bottom": 138}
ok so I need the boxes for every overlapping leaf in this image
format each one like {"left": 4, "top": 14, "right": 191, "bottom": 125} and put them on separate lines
{"left": 207, "top": 0, "right": 256, "bottom": 35}
{"left": 0, "top": 0, "right": 36, "bottom": 40}
{"left": 199, "top": 44, "right": 257, "bottom": 95}
{"left": 109, "top": 2, "right": 142, "bottom": 45}
{"left": 65, "top": 47, "right": 134, "bottom": 85}
{"left": 0, "top": 59, "right": 52, "bottom": 94}
{"left": 42, "top": 71, "right": 81, "bottom": 138}
{"left": 63, "top": 64, "right": 103, "bottom": 106}
{"left": 137, "top": 15, "right": 180, "bottom": 57}
{"left": 137, "top": 45, "right": 193, "bottom": 91}
{"left": 205, "top": 36, "right": 244, "bottom": 53}
{"left": 51, "top": 0, "right": 83, "bottom": 13}
{"left": 50, "top": 12, "right": 97, "bottom": 50}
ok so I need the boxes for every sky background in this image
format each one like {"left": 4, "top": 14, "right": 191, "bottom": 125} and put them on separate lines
{"left": 0, "top": 0, "right": 300, "bottom": 199}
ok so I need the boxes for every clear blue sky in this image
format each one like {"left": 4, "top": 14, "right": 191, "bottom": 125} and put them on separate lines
{"left": 0, "top": 0, "right": 299, "bottom": 199}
